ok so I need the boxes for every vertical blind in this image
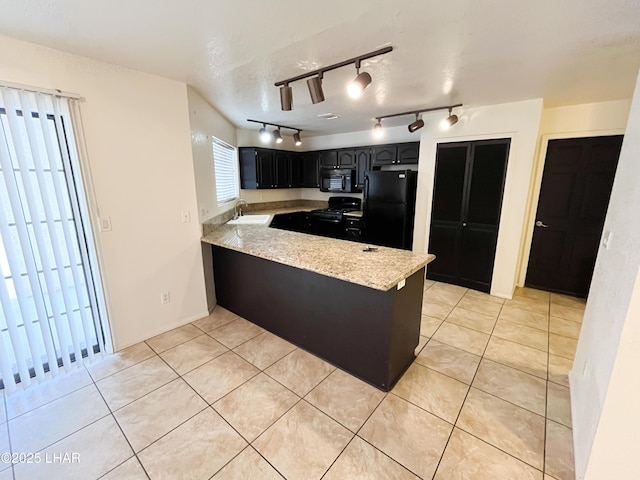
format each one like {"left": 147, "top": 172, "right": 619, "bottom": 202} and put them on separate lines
{"left": 0, "top": 85, "right": 105, "bottom": 393}
{"left": 213, "top": 138, "right": 239, "bottom": 204}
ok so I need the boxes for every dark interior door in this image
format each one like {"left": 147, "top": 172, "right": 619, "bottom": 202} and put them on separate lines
{"left": 526, "top": 135, "right": 623, "bottom": 297}
{"left": 427, "top": 139, "right": 510, "bottom": 292}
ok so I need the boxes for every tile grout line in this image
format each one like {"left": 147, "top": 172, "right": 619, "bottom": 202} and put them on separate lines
{"left": 427, "top": 286, "right": 477, "bottom": 479}
{"left": 90, "top": 358, "right": 153, "bottom": 480}
{"left": 152, "top": 338, "right": 308, "bottom": 480}
{"left": 543, "top": 297, "right": 552, "bottom": 477}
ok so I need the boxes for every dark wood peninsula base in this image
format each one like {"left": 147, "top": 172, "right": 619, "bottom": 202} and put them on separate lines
{"left": 212, "top": 245, "right": 425, "bottom": 391}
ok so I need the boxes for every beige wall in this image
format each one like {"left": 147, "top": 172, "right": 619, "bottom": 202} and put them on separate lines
{"left": 187, "top": 86, "right": 237, "bottom": 222}
{"left": 571, "top": 72, "right": 640, "bottom": 479}
{"left": 414, "top": 99, "right": 544, "bottom": 298}
{"left": 0, "top": 35, "right": 208, "bottom": 349}
{"left": 516, "top": 99, "right": 631, "bottom": 284}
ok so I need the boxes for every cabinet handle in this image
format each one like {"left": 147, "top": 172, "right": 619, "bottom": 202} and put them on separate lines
{"left": 462, "top": 222, "right": 467, "bottom": 227}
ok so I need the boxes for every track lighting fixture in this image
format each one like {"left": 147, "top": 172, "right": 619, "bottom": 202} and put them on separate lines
{"left": 373, "top": 119, "right": 384, "bottom": 138}
{"left": 280, "top": 83, "right": 293, "bottom": 111}
{"left": 347, "top": 60, "right": 372, "bottom": 99}
{"left": 275, "top": 46, "right": 393, "bottom": 110}
{"left": 307, "top": 74, "right": 325, "bottom": 104}
{"left": 440, "top": 108, "right": 459, "bottom": 130}
{"left": 408, "top": 113, "right": 425, "bottom": 133}
{"left": 247, "top": 119, "right": 303, "bottom": 146}
{"left": 373, "top": 104, "right": 462, "bottom": 137}
{"left": 259, "top": 124, "right": 271, "bottom": 144}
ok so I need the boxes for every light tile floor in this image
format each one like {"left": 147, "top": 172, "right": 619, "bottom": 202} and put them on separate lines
{"left": 0, "top": 282, "right": 583, "bottom": 480}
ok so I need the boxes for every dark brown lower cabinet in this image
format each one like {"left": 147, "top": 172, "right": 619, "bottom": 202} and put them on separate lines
{"left": 427, "top": 139, "right": 510, "bottom": 292}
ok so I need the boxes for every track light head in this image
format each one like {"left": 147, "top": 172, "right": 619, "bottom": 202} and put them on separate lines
{"left": 293, "top": 131, "right": 302, "bottom": 146}
{"left": 273, "top": 128, "right": 284, "bottom": 144}
{"left": 280, "top": 84, "right": 293, "bottom": 111}
{"left": 408, "top": 114, "right": 425, "bottom": 133}
{"left": 259, "top": 125, "right": 271, "bottom": 143}
{"left": 307, "top": 75, "right": 325, "bottom": 104}
{"left": 373, "top": 119, "right": 384, "bottom": 139}
{"left": 347, "top": 69, "right": 372, "bottom": 99}
{"left": 440, "top": 108, "right": 459, "bottom": 130}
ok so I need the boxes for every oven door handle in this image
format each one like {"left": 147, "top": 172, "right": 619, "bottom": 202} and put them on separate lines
{"left": 312, "top": 217, "right": 343, "bottom": 224}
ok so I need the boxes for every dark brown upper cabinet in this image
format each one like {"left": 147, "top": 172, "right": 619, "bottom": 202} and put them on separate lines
{"left": 371, "top": 142, "right": 420, "bottom": 166}
{"left": 336, "top": 149, "right": 357, "bottom": 169}
{"left": 240, "top": 142, "right": 419, "bottom": 190}
{"left": 301, "top": 151, "right": 320, "bottom": 188}
{"left": 355, "top": 148, "right": 371, "bottom": 189}
{"left": 319, "top": 150, "right": 339, "bottom": 168}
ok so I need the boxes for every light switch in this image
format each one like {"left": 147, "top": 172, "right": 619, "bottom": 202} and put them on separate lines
{"left": 99, "top": 216, "right": 112, "bottom": 232}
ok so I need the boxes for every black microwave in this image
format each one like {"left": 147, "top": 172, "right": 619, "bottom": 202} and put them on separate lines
{"left": 320, "top": 169, "right": 356, "bottom": 193}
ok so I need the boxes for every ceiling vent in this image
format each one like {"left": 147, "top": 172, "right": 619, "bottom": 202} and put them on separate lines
{"left": 317, "top": 113, "right": 340, "bottom": 120}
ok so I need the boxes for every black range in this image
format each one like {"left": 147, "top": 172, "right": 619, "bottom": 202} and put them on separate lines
{"left": 269, "top": 196, "right": 361, "bottom": 241}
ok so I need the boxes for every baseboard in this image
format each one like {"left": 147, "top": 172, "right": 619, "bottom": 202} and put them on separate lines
{"left": 112, "top": 310, "right": 211, "bottom": 351}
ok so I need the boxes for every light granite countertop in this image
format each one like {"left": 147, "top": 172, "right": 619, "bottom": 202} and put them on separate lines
{"left": 201, "top": 210, "right": 434, "bottom": 291}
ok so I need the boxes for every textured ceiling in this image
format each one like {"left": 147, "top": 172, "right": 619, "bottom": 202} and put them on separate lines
{"left": 0, "top": 0, "right": 639, "bottom": 135}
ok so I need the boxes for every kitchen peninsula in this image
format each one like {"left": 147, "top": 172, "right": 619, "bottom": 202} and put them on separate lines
{"left": 201, "top": 218, "right": 434, "bottom": 391}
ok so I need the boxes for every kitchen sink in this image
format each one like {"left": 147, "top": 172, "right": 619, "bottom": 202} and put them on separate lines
{"left": 227, "top": 214, "right": 272, "bottom": 225}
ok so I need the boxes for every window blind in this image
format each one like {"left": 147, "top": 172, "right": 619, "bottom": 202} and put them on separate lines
{"left": 0, "top": 85, "right": 105, "bottom": 393}
{"left": 213, "top": 138, "right": 239, "bottom": 204}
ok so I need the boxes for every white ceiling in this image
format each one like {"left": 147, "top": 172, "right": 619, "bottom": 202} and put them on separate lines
{"left": 1, "top": 0, "right": 639, "bottom": 136}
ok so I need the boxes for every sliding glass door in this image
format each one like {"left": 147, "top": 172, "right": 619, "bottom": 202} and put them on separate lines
{"left": 0, "top": 86, "right": 107, "bottom": 393}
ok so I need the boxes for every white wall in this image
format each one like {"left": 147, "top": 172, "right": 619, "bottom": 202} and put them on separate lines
{"left": 187, "top": 86, "right": 237, "bottom": 222}
{"left": 571, "top": 71, "right": 640, "bottom": 479}
{"left": 0, "top": 35, "right": 208, "bottom": 349}
{"left": 414, "top": 99, "right": 543, "bottom": 298}
{"left": 516, "top": 100, "right": 631, "bottom": 284}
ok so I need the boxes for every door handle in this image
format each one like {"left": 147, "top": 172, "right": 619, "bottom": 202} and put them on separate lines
{"left": 535, "top": 220, "right": 548, "bottom": 228}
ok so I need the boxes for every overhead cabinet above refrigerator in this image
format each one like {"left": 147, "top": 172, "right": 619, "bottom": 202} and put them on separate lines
{"left": 427, "top": 139, "right": 510, "bottom": 293}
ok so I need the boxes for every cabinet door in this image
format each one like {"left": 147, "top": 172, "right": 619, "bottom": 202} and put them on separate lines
{"left": 256, "top": 149, "right": 274, "bottom": 189}
{"left": 372, "top": 145, "right": 397, "bottom": 166}
{"left": 273, "top": 151, "right": 290, "bottom": 188}
{"left": 337, "top": 149, "right": 356, "bottom": 168}
{"left": 239, "top": 148, "right": 258, "bottom": 189}
{"left": 319, "top": 150, "right": 338, "bottom": 168}
{"left": 355, "top": 148, "right": 370, "bottom": 189}
{"left": 289, "top": 153, "right": 303, "bottom": 188}
{"left": 397, "top": 142, "right": 420, "bottom": 164}
{"left": 302, "top": 152, "right": 320, "bottom": 187}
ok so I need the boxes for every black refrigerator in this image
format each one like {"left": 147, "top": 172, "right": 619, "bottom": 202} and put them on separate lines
{"left": 363, "top": 170, "right": 418, "bottom": 250}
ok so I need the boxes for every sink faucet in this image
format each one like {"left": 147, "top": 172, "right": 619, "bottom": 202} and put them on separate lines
{"left": 234, "top": 199, "right": 248, "bottom": 219}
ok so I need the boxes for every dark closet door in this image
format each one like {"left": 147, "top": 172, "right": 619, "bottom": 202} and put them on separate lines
{"left": 427, "top": 139, "right": 510, "bottom": 292}
{"left": 526, "top": 135, "right": 622, "bottom": 297}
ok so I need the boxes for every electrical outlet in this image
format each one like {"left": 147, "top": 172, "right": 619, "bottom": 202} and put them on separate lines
{"left": 160, "top": 291, "right": 170, "bottom": 304}
{"left": 181, "top": 210, "right": 191, "bottom": 223}
{"left": 99, "top": 216, "right": 112, "bottom": 232}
